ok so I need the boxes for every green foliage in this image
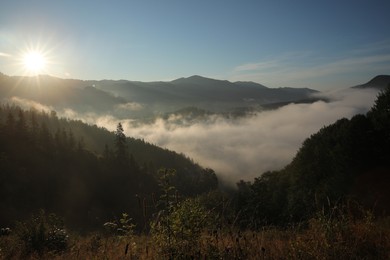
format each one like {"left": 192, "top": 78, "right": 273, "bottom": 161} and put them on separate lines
{"left": 156, "top": 168, "right": 178, "bottom": 209}
{"left": 103, "top": 213, "right": 136, "bottom": 237}
{"left": 151, "top": 198, "right": 213, "bottom": 258}
{"left": 119, "top": 213, "right": 136, "bottom": 237}
{"left": 15, "top": 210, "right": 68, "bottom": 255}
{"left": 150, "top": 169, "right": 217, "bottom": 257}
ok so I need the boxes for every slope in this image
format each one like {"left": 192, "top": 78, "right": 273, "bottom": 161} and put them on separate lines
{"left": 0, "top": 72, "right": 320, "bottom": 118}
{"left": 0, "top": 105, "right": 218, "bottom": 230}
{"left": 94, "top": 75, "right": 319, "bottom": 113}
{"left": 235, "top": 86, "right": 390, "bottom": 227}
{"left": 352, "top": 75, "right": 390, "bottom": 89}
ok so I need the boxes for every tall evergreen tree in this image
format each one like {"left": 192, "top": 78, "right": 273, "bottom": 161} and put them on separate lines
{"left": 115, "top": 122, "right": 128, "bottom": 163}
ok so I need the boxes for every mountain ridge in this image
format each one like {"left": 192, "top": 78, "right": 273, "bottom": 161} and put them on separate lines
{"left": 0, "top": 72, "right": 320, "bottom": 117}
{"left": 352, "top": 75, "right": 390, "bottom": 89}
{"left": 2, "top": 73, "right": 387, "bottom": 119}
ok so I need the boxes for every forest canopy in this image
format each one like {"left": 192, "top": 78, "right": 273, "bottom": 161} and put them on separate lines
{"left": 235, "top": 86, "right": 390, "bottom": 227}
{"left": 0, "top": 86, "right": 389, "bottom": 234}
{"left": 0, "top": 105, "right": 218, "bottom": 230}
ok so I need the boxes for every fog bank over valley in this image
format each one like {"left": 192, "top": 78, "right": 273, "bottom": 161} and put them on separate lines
{"left": 22, "top": 87, "right": 376, "bottom": 183}
{"left": 3, "top": 72, "right": 383, "bottom": 182}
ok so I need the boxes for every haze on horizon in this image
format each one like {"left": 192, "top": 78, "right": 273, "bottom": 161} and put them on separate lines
{"left": 0, "top": 0, "right": 389, "bottom": 91}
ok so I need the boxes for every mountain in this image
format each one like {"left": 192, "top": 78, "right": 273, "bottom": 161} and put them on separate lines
{"left": 352, "top": 75, "right": 390, "bottom": 89}
{"left": 90, "top": 75, "right": 319, "bottom": 115}
{"left": 169, "top": 75, "right": 316, "bottom": 102}
{"left": 3, "top": 72, "right": 389, "bottom": 123}
{"left": 0, "top": 73, "right": 319, "bottom": 118}
{"left": 0, "top": 73, "right": 126, "bottom": 113}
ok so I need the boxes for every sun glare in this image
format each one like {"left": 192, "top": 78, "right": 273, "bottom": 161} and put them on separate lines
{"left": 22, "top": 51, "right": 47, "bottom": 74}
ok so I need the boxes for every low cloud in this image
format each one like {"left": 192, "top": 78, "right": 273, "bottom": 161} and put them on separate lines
{"left": 4, "top": 89, "right": 379, "bottom": 184}
{"left": 121, "top": 88, "right": 379, "bottom": 183}
{"left": 7, "top": 96, "right": 53, "bottom": 113}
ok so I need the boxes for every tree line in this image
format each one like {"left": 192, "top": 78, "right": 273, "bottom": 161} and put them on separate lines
{"left": 0, "top": 105, "right": 218, "bottom": 231}
{"left": 234, "top": 86, "right": 390, "bottom": 228}
{"left": 1, "top": 86, "right": 389, "bottom": 233}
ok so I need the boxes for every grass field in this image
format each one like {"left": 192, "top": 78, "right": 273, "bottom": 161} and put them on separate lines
{"left": 1, "top": 211, "right": 389, "bottom": 259}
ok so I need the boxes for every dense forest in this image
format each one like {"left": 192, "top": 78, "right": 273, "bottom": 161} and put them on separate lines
{"left": 235, "top": 86, "right": 390, "bottom": 227}
{"left": 0, "top": 87, "right": 389, "bottom": 258}
{"left": 0, "top": 105, "right": 218, "bottom": 230}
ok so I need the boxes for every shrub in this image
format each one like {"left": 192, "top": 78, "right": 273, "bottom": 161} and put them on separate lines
{"left": 15, "top": 210, "right": 68, "bottom": 255}
{"left": 151, "top": 198, "right": 214, "bottom": 258}
{"left": 103, "top": 213, "right": 135, "bottom": 237}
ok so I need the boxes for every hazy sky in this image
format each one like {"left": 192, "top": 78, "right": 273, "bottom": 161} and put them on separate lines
{"left": 0, "top": 0, "right": 389, "bottom": 90}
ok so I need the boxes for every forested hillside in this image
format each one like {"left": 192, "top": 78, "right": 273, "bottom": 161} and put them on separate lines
{"left": 1, "top": 86, "right": 390, "bottom": 259}
{"left": 235, "top": 86, "right": 390, "bottom": 227}
{"left": 0, "top": 105, "right": 218, "bottom": 230}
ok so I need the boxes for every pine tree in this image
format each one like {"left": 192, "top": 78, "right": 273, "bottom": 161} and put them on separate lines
{"left": 115, "top": 122, "right": 128, "bottom": 163}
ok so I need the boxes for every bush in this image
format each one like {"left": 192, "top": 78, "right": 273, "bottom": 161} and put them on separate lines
{"left": 151, "top": 198, "right": 214, "bottom": 258}
{"left": 15, "top": 210, "right": 68, "bottom": 255}
{"left": 103, "top": 213, "right": 135, "bottom": 237}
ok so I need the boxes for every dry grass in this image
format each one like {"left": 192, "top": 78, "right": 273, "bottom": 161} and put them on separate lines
{"left": 1, "top": 216, "right": 389, "bottom": 259}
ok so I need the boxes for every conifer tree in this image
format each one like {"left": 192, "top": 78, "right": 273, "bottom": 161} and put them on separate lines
{"left": 115, "top": 122, "right": 128, "bottom": 163}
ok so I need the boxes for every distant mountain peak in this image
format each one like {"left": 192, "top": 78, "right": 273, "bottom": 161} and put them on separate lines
{"left": 171, "top": 75, "right": 228, "bottom": 85}
{"left": 352, "top": 75, "right": 390, "bottom": 89}
{"left": 188, "top": 75, "right": 207, "bottom": 80}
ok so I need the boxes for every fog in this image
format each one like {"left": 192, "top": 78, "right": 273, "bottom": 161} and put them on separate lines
{"left": 6, "top": 88, "right": 379, "bottom": 183}
{"left": 6, "top": 96, "right": 54, "bottom": 113}
{"left": 92, "top": 88, "right": 379, "bottom": 183}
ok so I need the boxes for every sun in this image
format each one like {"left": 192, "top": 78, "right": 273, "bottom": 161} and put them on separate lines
{"left": 22, "top": 51, "right": 47, "bottom": 74}
{"left": 14, "top": 40, "right": 57, "bottom": 77}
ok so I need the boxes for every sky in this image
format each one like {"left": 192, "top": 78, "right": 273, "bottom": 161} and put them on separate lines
{"left": 0, "top": 0, "right": 389, "bottom": 90}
